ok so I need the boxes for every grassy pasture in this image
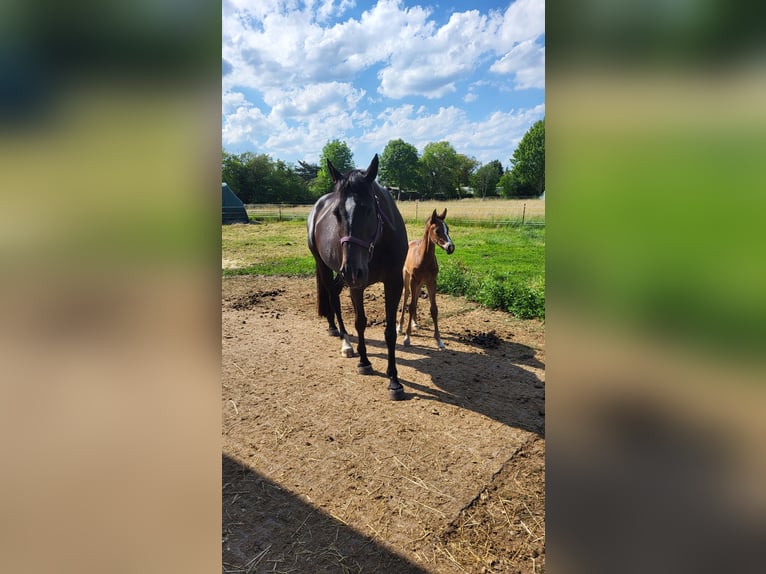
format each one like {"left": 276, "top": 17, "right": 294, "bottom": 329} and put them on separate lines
{"left": 397, "top": 197, "right": 544, "bottom": 225}
{"left": 223, "top": 199, "right": 545, "bottom": 319}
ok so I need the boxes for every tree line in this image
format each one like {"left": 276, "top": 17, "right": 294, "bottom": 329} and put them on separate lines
{"left": 222, "top": 118, "right": 544, "bottom": 204}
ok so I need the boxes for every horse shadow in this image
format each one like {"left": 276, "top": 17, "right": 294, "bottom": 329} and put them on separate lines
{"left": 362, "top": 327, "right": 546, "bottom": 436}
{"left": 223, "top": 454, "right": 428, "bottom": 573}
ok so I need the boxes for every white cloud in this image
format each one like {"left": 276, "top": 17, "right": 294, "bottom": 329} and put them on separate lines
{"left": 222, "top": 1, "right": 545, "bottom": 162}
{"left": 265, "top": 82, "right": 366, "bottom": 121}
{"left": 222, "top": 91, "right": 248, "bottom": 114}
{"left": 222, "top": 104, "right": 273, "bottom": 148}
{"left": 358, "top": 101, "right": 545, "bottom": 163}
{"left": 490, "top": 40, "right": 545, "bottom": 90}
{"left": 378, "top": 9, "right": 491, "bottom": 99}
{"left": 496, "top": 0, "right": 545, "bottom": 48}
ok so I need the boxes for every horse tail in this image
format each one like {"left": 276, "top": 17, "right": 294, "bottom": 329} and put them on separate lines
{"left": 316, "top": 266, "right": 343, "bottom": 319}
{"left": 316, "top": 265, "right": 330, "bottom": 318}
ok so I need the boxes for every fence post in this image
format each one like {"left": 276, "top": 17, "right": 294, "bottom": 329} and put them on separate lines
{"left": 522, "top": 203, "right": 526, "bottom": 226}
{"left": 278, "top": 204, "right": 282, "bottom": 222}
{"left": 415, "top": 200, "right": 418, "bottom": 222}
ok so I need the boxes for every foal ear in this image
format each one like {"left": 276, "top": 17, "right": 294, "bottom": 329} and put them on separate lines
{"left": 430, "top": 209, "right": 438, "bottom": 222}
{"left": 365, "top": 154, "right": 379, "bottom": 182}
{"left": 327, "top": 159, "right": 343, "bottom": 184}
{"left": 439, "top": 208, "right": 447, "bottom": 220}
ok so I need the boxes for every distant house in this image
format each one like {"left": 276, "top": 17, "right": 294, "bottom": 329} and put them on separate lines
{"left": 222, "top": 183, "right": 249, "bottom": 224}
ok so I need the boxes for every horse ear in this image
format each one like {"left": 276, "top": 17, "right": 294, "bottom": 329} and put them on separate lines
{"left": 365, "top": 154, "right": 379, "bottom": 182}
{"left": 430, "top": 209, "right": 438, "bottom": 222}
{"left": 439, "top": 208, "right": 447, "bottom": 220}
{"left": 327, "top": 159, "right": 343, "bottom": 184}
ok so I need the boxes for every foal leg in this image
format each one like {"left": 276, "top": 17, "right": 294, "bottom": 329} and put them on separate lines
{"left": 397, "top": 269, "right": 410, "bottom": 335}
{"left": 349, "top": 288, "right": 372, "bottom": 374}
{"left": 403, "top": 278, "right": 421, "bottom": 346}
{"left": 426, "top": 280, "right": 445, "bottom": 349}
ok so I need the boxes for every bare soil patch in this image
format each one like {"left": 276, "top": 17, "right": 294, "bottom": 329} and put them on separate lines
{"left": 222, "top": 275, "right": 545, "bottom": 573}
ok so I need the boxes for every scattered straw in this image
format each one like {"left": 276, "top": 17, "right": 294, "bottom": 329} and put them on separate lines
{"left": 243, "top": 544, "right": 271, "bottom": 574}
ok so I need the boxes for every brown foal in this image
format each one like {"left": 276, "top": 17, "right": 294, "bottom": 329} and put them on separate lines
{"left": 397, "top": 209, "right": 455, "bottom": 349}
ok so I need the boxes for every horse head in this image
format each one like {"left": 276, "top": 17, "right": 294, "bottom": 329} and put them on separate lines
{"left": 429, "top": 208, "right": 455, "bottom": 254}
{"left": 329, "top": 155, "right": 381, "bottom": 287}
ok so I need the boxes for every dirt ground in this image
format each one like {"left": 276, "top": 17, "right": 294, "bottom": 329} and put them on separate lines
{"left": 222, "top": 275, "right": 545, "bottom": 573}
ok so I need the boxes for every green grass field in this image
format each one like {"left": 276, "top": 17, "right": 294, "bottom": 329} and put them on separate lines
{"left": 222, "top": 204, "right": 545, "bottom": 319}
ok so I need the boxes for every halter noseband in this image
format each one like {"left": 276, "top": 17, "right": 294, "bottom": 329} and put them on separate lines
{"left": 339, "top": 189, "right": 394, "bottom": 261}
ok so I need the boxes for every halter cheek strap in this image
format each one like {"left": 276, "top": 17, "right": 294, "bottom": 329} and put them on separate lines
{"left": 339, "top": 190, "right": 392, "bottom": 260}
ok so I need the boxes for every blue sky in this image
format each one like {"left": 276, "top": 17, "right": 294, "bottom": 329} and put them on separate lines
{"left": 222, "top": 0, "right": 544, "bottom": 168}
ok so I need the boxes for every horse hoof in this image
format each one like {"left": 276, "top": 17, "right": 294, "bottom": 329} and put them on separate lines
{"left": 437, "top": 340, "right": 445, "bottom": 350}
{"left": 358, "top": 364, "right": 373, "bottom": 375}
{"left": 341, "top": 348, "right": 354, "bottom": 358}
{"left": 328, "top": 328, "right": 340, "bottom": 337}
{"left": 403, "top": 336, "right": 411, "bottom": 346}
{"left": 388, "top": 387, "right": 406, "bottom": 401}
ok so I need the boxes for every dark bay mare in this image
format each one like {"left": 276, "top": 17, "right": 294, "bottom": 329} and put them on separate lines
{"left": 307, "top": 155, "right": 409, "bottom": 400}
{"left": 397, "top": 209, "right": 455, "bottom": 349}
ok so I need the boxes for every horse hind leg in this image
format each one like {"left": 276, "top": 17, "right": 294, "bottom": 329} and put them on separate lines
{"left": 411, "top": 287, "right": 420, "bottom": 330}
{"left": 426, "top": 281, "right": 445, "bottom": 349}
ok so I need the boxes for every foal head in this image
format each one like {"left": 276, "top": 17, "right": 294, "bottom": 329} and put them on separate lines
{"left": 328, "top": 155, "right": 381, "bottom": 287}
{"left": 428, "top": 209, "right": 455, "bottom": 254}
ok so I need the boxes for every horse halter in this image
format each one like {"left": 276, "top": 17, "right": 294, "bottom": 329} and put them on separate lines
{"left": 339, "top": 189, "right": 394, "bottom": 261}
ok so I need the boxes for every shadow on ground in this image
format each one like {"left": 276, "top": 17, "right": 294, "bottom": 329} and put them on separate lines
{"left": 363, "top": 329, "right": 546, "bottom": 436}
{"left": 223, "top": 454, "right": 428, "bottom": 573}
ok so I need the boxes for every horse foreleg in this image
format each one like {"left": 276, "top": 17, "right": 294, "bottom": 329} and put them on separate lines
{"left": 349, "top": 289, "right": 372, "bottom": 374}
{"left": 329, "top": 278, "right": 353, "bottom": 357}
{"left": 384, "top": 279, "right": 405, "bottom": 400}
{"left": 426, "top": 280, "right": 445, "bottom": 349}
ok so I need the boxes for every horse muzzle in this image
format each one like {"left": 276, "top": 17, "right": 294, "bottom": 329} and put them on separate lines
{"left": 340, "top": 264, "right": 369, "bottom": 287}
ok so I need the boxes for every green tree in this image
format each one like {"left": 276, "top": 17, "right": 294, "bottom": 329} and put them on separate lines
{"left": 222, "top": 149, "right": 313, "bottom": 204}
{"left": 309, "top": 139, "right": 355, "bottom": 198}
{"left": 295, "top": 160, "right": 319, "bottom": 182}
{"left": 471, "top": 160, "right": 503, "bottom": 199}
{"left": 509, "top": 118, "right": 545, "bottom": 196}
{"left": 244, "top": 153, "right": 275, "bottom": 202}
{"left": 454, "top": 154, "right": 479, "bottom": 198}
{"left": 379, "top": 139, "right": 420, "bottom": 199}
{"left": 222, "top": 149, "right": 247, "bottom": 200}
{"left": 419, "top": 141, "right": 459, "bottom": 199}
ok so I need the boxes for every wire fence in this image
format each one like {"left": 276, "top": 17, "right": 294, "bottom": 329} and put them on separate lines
{"left": 245, "top": 198, "right": 545, "bottom": 227}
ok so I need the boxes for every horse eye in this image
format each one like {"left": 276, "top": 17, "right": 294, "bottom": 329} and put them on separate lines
{"left": 332, "top": 207, "right": 341, "bottom": 220}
